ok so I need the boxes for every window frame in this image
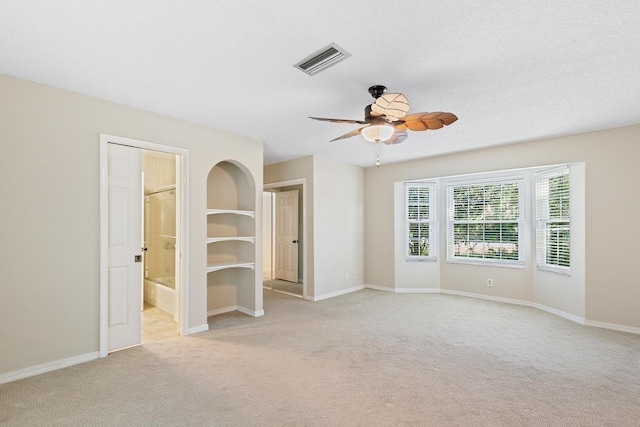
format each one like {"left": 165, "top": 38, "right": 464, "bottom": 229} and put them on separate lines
{"left": 405, "top": 182, "right": 437, "bottom": 261}
{"left": 445, "top": 175, "right": 525, "bottom": 268}
{"left": 535, "top": 166, "right": 571, "bottom": 275}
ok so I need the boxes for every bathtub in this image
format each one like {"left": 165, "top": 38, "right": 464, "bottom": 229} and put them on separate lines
{"left": 144, "top": 277, "right": 176, "bottom": 316}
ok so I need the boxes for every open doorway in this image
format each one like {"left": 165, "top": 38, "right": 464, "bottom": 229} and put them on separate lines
{"left": 141, "top": 149, "right": 179, "bottom": 343}
{"left": 99, "top": 134, "right": 189, "bottom": 357}
{"left": 263, "top": 181, "right": 306, "bottom": 299}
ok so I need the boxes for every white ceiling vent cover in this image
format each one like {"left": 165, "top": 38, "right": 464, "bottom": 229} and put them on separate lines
{"left": 293, "top": 43, "right": 351, "bottom": 76}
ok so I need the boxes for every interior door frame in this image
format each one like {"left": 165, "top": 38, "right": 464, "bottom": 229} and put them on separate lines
{"left": 99, "top": 134, "right": 190, "bottom": 358}
{"left": 264, "top": 179, "right": 307, "bottom": 300}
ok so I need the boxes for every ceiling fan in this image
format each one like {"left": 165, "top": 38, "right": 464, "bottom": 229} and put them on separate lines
{"left": 310, "top": 85, "right": 458, "bottom": 165}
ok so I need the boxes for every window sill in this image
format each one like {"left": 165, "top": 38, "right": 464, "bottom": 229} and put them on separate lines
{"left": 536, "top": 266, "right": 571, "bottom": 276}
{"left": 405, "top": 256, "right": 437, "bottom": 263}
{"left": 446, "top": 258, "right": 525, "bottom": 269}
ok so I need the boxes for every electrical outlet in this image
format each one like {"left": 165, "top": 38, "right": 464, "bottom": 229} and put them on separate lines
{"left": 345, "top": 272, "right": 349, "bottom": 280}
{"left": 487, "top": 278, "right": 494, "bottom": 287}
{"left": 354, "top": 271, "right": 359, "bottom": 279}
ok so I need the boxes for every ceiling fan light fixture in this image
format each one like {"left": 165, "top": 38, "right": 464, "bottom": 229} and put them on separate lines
{"left": 361, "top": 125, "right": 395, "bottom": 143}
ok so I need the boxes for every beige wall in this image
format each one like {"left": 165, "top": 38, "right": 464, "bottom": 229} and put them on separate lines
{"left": 264, "top": 155, "right": 364, "bottom": 299}
{"left": 313, "top": 156, "right": 364, "bottom": 297}
{"left": 0, "top": 74, "right": 263, "bottom": 376}
{"left": 364, "top": 125, "right": 640, "bottom": 328}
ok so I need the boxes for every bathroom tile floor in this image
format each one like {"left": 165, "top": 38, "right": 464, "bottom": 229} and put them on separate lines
{"left": 142, "top": 303, "right": 178, "bottom": 343}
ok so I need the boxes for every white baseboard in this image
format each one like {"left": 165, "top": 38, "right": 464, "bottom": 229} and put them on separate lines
{"left": 365, "top": 284, "right": 396, "bottom": 293}
{"left": 395, "top": 288, "right": 441, "bottom": 294}
{"left": 364, "top": 285, "right": 639, "bottom": 335}
{"left": 208, "top": 306, "right": 264, "bottom": 318}
{"left": 185, "top": 324, "right": 209, "bottom": 335}
{"left": 207, "top": 306, "right": 237, "bottom": 317}
{"left": 0, "top": 351, "right": 100, "bottom": 385}
{"left": 531, "top": 302, "right": 585, "bottom": 325}
{"left": 441, "top": 289, "right": 532, "bottom": 307}
{"left": 584, "top": 319, "right": 640, "bottom": 335}
{"left": 440, "top": 289, "right": 590, "bottom": 327}
{"left": 313, "top": 285, "right": 364, "bottom": 301}
{"left": 365, "top": 284, "right": 440, "bottom": 294}
{"left": 237, "top": 306, "right": 264, "bottom": 317}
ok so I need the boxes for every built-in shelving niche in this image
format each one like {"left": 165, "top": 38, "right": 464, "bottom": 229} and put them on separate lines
{"left": 206, "top": 161, "right": 257, "bottom": 316}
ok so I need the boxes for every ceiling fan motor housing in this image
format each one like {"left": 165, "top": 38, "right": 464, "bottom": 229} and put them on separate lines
{"left": 368, "top": 85, "right": 387, "bottom": 99}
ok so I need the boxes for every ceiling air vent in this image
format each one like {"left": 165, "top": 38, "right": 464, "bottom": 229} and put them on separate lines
{"left": 293, "top": 43, "right": 351, "bottom": 76}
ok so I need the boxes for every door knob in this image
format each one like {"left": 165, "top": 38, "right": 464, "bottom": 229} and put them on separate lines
{"left": 292, "top": 240, "right": 299, "bottom": 243}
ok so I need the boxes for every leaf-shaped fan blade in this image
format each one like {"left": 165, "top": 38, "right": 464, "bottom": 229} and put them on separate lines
{"left": 402, "top": 112, "right": 458, "bottom": 131}
{"left": 370, "top": 93, "right": 410, "bottom": 121}
{"left": 392, "top": 121, "right": 408, "bottom": 131}
{"left": 309, "top": 116, "right": 369, "bottom": 125}
{"left": 329, "top": 126, "right": 368, "bottom": 142}
{"left": 383, "top": 131, "right": 408, "bottom": 145}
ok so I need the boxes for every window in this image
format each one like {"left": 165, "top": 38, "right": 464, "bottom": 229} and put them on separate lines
{"left": 446, "top": 177, "right": 523, "bottom": 265}
{"left": 535, "top": 167, "right": 570, "bottom": 274}
{"left": 406, "top": 183, "right": 435, "bottom": 260}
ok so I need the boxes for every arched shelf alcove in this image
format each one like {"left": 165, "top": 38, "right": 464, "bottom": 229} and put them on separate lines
{"left": 206, "top": 160, "right": 259, "bottom": 317}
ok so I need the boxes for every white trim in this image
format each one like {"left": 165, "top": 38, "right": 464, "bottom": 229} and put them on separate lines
{"left": 440, "top": 289, "right": 532, "bottom": 307}
{"left": 395, "top": 288, "right": 441, "bottom": 294}
{"left": 366, "top": 286, "right": 639, "bottom": 335}
{"left": 186, "top": 324, "right": 209, "bottom": 335}
{"left": 312, "top": 285, "right": 364, "bottom": 301}
{"left": 207, "top": 306, "right": 238, "bottom": 317}
{"left": 530, "top": 302, "right": 585, "bottom": 324}
{"left": 365, "top": 284, "right": 396, "bottom": 293}
{"left": 207, "top": 306, "right": 265, "bottom": 318}
{"left": 237, "top": 306, "right": 265, "bottom": 317}
{"left": 584, "top": 320, "right": 640, "bottom": 335}
{"left": 264, "top": 178, "right": 308, "bottom": 300}
{"left": 366, "top": 284, "right": 440, "bottom": 294}
{"left": 0, "top": 352, "right": 99, "bottom": 385}
{"left": 100, "top": 134, "right": 190, "bottom": 358}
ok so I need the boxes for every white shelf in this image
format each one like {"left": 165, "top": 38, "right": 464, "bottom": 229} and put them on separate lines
{"left": 206, "top": 261, "right": 255, "bottom": 273}
{"left": 207, "top": 209, "right": 255, "bottom": 218}
{"left": 207, "top": 236, "right": 255, "bottom": 244}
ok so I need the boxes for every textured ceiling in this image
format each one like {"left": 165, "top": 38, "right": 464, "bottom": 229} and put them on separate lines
{"left": 1, "top": 0, "right": 639, "bottom": 167}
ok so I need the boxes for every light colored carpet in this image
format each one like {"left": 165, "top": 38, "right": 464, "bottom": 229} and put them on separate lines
{"left": 1, "top": 289, "right": 640, "bottom": 426}
{"left": 264, "top": 279, "right": 303, "bottom": 297}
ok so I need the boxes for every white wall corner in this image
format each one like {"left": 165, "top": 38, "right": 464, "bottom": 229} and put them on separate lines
{"left": 0, "top": 352, "right": 100, "bottom": 385}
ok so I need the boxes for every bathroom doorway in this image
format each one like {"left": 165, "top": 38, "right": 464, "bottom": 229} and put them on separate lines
{"left": 141, "top": 150, "right": 179, "bottom": 343}
{"left": 100, "top": 134, "right": 189, "bottom": 357}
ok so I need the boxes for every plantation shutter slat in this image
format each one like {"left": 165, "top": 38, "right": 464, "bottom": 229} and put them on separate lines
{"left": 406, "top": 183, "right": 435, "bottom": 259}
{"left": 535, "top": 167, "right": 570, "bottom": 273}
{"left": 446, "top": 177, "right": 523, "bottom": 264}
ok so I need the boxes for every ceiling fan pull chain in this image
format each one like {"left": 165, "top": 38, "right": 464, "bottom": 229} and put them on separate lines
{"left": 376, "top": 142, "right": 381, "bottom": 167}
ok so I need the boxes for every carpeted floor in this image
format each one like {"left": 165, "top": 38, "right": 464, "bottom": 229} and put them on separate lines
{"left": 1, "top": 289, "right": 639, "bottom": 426}
{"left": 264, "top": 279, "right": 303, "bottom": 297}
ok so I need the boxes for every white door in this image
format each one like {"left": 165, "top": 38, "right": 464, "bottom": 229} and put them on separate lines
{"left": 275, "top": 190, "right": 299, "bottom": 283}
{"left": 107, "top": 143, "right": 142, "bottom": 351}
